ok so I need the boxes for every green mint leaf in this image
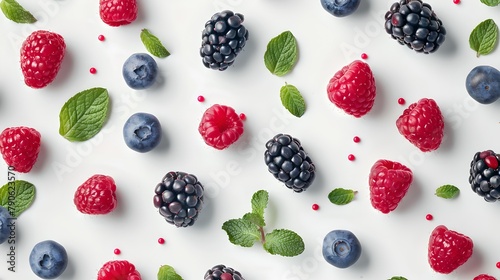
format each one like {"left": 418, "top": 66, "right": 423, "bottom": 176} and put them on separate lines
{"left": 0, "top": 0, "right": 36, "bottom": 23}
{"left": 435, "top": 185, "right": 460, "bottom": 199}
{"left": 280, "top": 84, "right": 306, "bottom": 118}
{"left": 243, "top": 212, "right": 265, "bottom": 227}
{"left": 263, "top": 229, "right": 304, "bottom": 257}
{"left": 141, "top": 29, "right": 170, "bottom": 58}
{"left": 59, "top": 87, "right": 110, "bottom": 142}
{"left": 388, "top": 277, "right": 407, "bottom": 280}
{"left": 0, "top": 180, "right": 35, "bottom": 218}
{"left": 157, "top": 265, "right": 183, "bottom": 280}
{"left": 222, "top": 218, "right": 260, "bottom": 247}
{"left": 481, "top": 0, "right": 500, "bottom": 6}
{"left": 328, "top": 188, "right": 357, "bottom": 205}
{"left": 264, "top": 31, "right": 298, "bottom": 76}
{"left": 251, "top": 189, "right": 268, "bottom": 220}
{"left": 469, "top": 19, "right": 498, "bottom": 57}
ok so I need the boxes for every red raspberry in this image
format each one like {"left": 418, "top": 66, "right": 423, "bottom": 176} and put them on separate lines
{"left": 97, "top": 260, "right": 141, "bottom": 280}
{"left": 474, "top": 274, "right": 497, "bottom": 280}
{"left": 198, "top": 104, "right": 244, "bottom": 150}
{"left": 74, "top": 175, "right": 117, "bottom": 214}
{"left": 428, "top": 225, "right": 473, "bottom": 274}
{"left": 20, "top": 30, "right": 65, "bottom": 88}
{"left": 0, "top": 127, "right": 41, "bottom": 173}
{"left": 369, "top": 159, "right": 413, "bottom": 214}
{"left": 327, "top": 60, "right": 376, "bottom": 117}
{"left": 396, "top": 98, "right": 444, "bottom": 152}
{"left": 99, "top": 0, "right": 137, "bottom": 26}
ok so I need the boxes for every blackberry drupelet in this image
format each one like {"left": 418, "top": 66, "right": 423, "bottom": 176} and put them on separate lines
{"left": 384, "top": 0, "right": 446, "bottom": 53}
{"left": 153, "top": 171, "right": 204, "bottom": 227}
{"left": 469, "top": 150, "right": 500, "bottom": 202}
{"left": 204, "top": 264, "right": 245, "bottom": 280}
{"left": 200, "top": 10, "right": 249, "bottom": 71}
{"left": 264, "top": 134, "right": 315, "bottom": 193}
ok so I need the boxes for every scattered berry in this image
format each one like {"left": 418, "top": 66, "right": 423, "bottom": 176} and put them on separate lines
{"left": 469, "top": 150, "right": 500, "bottom": 202}
{"left": 327, "top": 60, "right": 376, "bottom": 118}
{"left": 204, "top": 264, "right": 245, "bottom": 280}
{"left": 198, "top": 95, "right": 205, "bottom": 102}
{"left": 321, "top": 0, "right": 361, "bottom": 17}
{"left": 114, "top": 248, "right": 121, "bottom": 255}
{"left": 453, "top": 0, "right": 460, "bottom": 4}
{"left": 353, "top": 136, "right": 361, "bottom": 143}
{"left": 153, "top": 171, "right": 205, "bottom": 227}
{"left": 497, "top": 262, "right": 500, "bottom": 269}
{"left": 122, "top": 53, "right": 158, "bottom": 90}
{"left": 360, "top": 53, "right": 368, "bottom": 59}
{"left": 73, "top": 174, "right": 117, "bottom": 215}
{"left": 466, "top": 65, "right": 500, "bottom": 104}
{"left": 348, "top": 154, "right": 355, "bottom": 161}
{"left": 264, "top": 133, "right": 316, "bottom": 193}
{"left": 474, "top": 274, "right": 496, "bottom": 280}
{"left": 198, "top": 104, "right": 244, "bottom": 150}
{"left": 0, "top": 126, "right": 41, "bottom": 173}
{"left": 0, "top": 206, "right": 12, "bottom": 244}
{"left": 312, "top": 204, "right": 319, "bottom": 210}
{"left": 29, "top": 240, "right": 68, "bottom": 279}
{"left": 158, "top": 238, "right": 165, "bottom": 244}
{"left": 239, "top": 113, "right": 246, "bottom": 120}
{"left": 97, "top": 260, "right": 141, "bottom": 280}
{"left": 20, "top": 30, "right": 66, "bottom": 88}
{"left": 123, "top": 112, "right": 162, "bottom": 153}
{"left": 98, "top": 34, "right": 105, "bottom": 41}
{"left": 89, "top": 67, "right": 97, "bottom": 74}
{"left": 426, "top": 214, "right": 433, "bottom": 220}
{"left": 428, "top": 225, "right": 473, "bottom": 274}
{"left": 396, "top": 98, "right": 444, "bottom": 152}
{"left": 322, "top": 229, "right": 362, "bottom": 268}
{"left": 398, "top": 97, "right": 406, "bottom": 105}
{"left": 99, "top": 0, "right": 137, "bottom": 26}
{"left": 369, "top": 159, "right": 413, "bottom": 214}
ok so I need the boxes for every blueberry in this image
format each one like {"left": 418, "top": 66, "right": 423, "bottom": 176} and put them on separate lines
{"left": 321, "top": 0, "right": 361, "bottom": 17}
{"left": 122, "top": 53, "right": 158, "bottom": 90}
{"left": 0, "top": 206, "right": 12, "bottom": 244}
{"left": 466, "top": 65, "right": 500, "bottom": 104}
{"left": 322, "top": 229, "right": 362, "bottom": 268}
{"left": 123, "top": 112, "right": 162, "bottom": 153}
{"left": 29, "top": 240, "right": 68, "bottom": 279}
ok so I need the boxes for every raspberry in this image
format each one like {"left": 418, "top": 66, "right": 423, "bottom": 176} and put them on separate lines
{"left": 73, "top": 175, "right": 117, "bottom": 214}
{"left": 474, "top": 275, "right": 497, "bottom": 280}
{"left": 469, "top": 150, "right": 500, "bottom": 202}
{"left": 20, "top": 30, "right": 65, "bottom": 88}
{"left": 327, "top": 60, "right": 376, "bottom": 117}
{"left": 198, "top": 104, "right": 244, "bottom": 150}
{"left": 369, "top": 159, "right": 413, "bottom": 214}
{"left": 396, "top": 98, "right": 444, "bottom": 152}
{"left": 428, "top": 225, "right": 473, "bottom": 274}
{"left": 0, "top": 127, "right": 41, "bottom": 173}
{"left": 204, "top": 264, "right": 245, "bottom": 280}
{"left": 99, "top": 0, "right": 137, "bottom": 26}
{"left": 97, "top": 260, "right": 141, "bottom": 280}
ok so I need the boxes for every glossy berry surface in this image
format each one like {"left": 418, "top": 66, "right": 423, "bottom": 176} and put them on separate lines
{"left": 469, "top": 150, "right": 500, "bottom": 202}
{"left": 474, "top": 275, "right": 497, "bottom": 280}
{"left": 123, "top": 112, "right": 162, "bottom": 153}
{"left": 320, "top": 0, "right": 361, "bottom": 17}
{"left": 97, "top": 260, "right": 141, "bottom": 280}
{"left": 0, "top": 206, "right": 12, "bottom": 244}
{"left": 20, "top": 30, "right": 66, "bottom": 88}
{"left": 99, "top": 0, "right": 137, "bottom": 26}
{"left": 29, "top": 240, "right": 68, "bottom": 279}
{"left": 369, "top": 159, "right": 413, "bottom": 213}
{"left": 73, "top": 174, "right": 117, "bottom": 214}
{"left": 466, "top": 65, "right": 500, "bottom": 104}
{"left": 0, "top": 126, "right": 41, "bottom": 173}
{"left": 204, "top": 264, "right": 245, "bottom": 280}
{"left": 122, "top": 53, "right": 158, "bottom": 90}
{"left": 396, "top": 98, "right": 444, "bottom": 152}
{"left": 327, "top": 60, "right": 376, "bottom": 118}
{"left": 322, "top": 230, "right": 362, "bottom": 268}
{"left": 198, "top": 104, "right": 244, "bottom": 150}
{"left": 428, "top": 225, "right": 473, "bottom": 274}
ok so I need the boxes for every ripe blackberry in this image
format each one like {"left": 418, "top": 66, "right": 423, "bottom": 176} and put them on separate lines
{"left": 469, "top": 150, "right": 500, "bottom": 202}
{"left": 204, "top": 264, "right": 245, "bottom": 280}
{"left": 200, "top": 10, "right": 249, "bottom": 71}
{"left": 153, "top": 171, "right": 204, "bottom": 227}
{"left": 264, "top": 134, "right": 315, "bottom": 193}
{"left": 384, "top": 0, "right": 446, "bottom": 53}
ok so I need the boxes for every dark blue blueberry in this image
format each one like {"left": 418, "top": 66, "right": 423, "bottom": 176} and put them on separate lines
{"left": 123, "top": 112, "right": 162, "bottom": 153}
{"left": 466, "top": 65, "right": 500, "bottom": 104}
{"left": 322, "top": 230, "right": 362, "bottom": 268}
{"left": 320, "top": 0, "right": 361, "bottom": 17}
{"left": 122, "top": 53, "right": 158, "bottom": 90}
{"left": 0, "top": 206, "right": 11, "bottom": 244}
{"left": 29, "top": 240, "right": 68, "bottom": 279}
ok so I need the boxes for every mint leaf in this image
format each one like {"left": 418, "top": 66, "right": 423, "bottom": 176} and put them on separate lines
{"left": 264, "top": 31, "right": 298, "bottom": 76}
{"left": 469, "top": 19, "right": 498, "bottom": 57}
{"left": 388, "top": 277, "right": 407, "bottom": 280}
{"left": 141, "top": 29, "right": 170, "bottom": 58}
{"left": 222, "top": 218, "right": 260, "bottom": 247}
{"left": 0, "top": 180, "right": 35, "bottom": 218}
{"left": 435, "top": 185, "right": 459, "bottom": 199}
{"left": 481, "top": 0, "right": 500, "bottom": 6}
{"left": 263, "top": 229, "right": 304, "bottom": 257}
{"left": 59, "top": 87, "right": 110, "bottom": 142}
{"left": 328, "top": 188, "right": 357, "bottom": 205}
{"left": 251, "top": 189, "right": 268, "bottom": 219}
{"left": 243, "top": 212, "right": 265, "bottom": 227}
{"left": 280, "top": 84, "right": 306, "bottom": 117}
{"left": 157, "top": 265, "right": 183, "bottom": 280}
{"left": 0, "top": 0, "right": 36, "bottom": 23}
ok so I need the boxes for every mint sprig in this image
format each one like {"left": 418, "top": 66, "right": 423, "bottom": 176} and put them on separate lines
{"left": 388, "top": 277, "right": 407, "bottom": 280}
{"left": 264, "top": 31, "right": 298, "bottom": 76}
{"left": 0, "top": 0, "right": 36, "bottom": 23}
{"left": 481, "top": 0, "right": 500, "bottom": 6}
{"left": 328, "top": 188, "right": 357, "bottom": 205}
{"left": 0, "top": 180, "right": 36, "bottom": 218}
{"left": 140, "top": 29, "right": 170, "bottom": 58}
{"left": 435, "top": 185, "right": 459, "bottom": 199}
{"left": 469, "top": 19, "right": 498, "bottom": 57}
{"left": 222, "top": 190, "right": 305, "bottom": 257}
{"left": 280, "top": 83, "right": 306, "bottom": 117}
{"left": 157, "top": 265, "right": 183, "bottom": 280}
{"left": 59, "top": 87, "right": 110, "bottom": 142}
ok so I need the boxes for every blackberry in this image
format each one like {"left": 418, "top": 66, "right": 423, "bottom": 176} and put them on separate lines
{"left": 384, "top": 0, "right": 446, "bottom": 54}
{"left": 153, "top": 171, "right": 204, "bottom": 227}
{"left": 264, "top": 133, "right": 315, "bottom": 193}
{"left": 204, "top": 264, "right": 244, "bottom": 280}
{"left": 469, "top": 150, "right": 500, "bottom": 202}
{"left": 200, "top": 10, "right": 249, "bottom": 71}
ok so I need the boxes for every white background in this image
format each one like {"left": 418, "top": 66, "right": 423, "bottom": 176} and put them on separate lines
{"left": 1, "top": 0, "right": 500, "bottom": 279}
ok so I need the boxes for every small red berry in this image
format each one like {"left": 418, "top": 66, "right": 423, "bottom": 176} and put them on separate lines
{"left": 348, "top": 154, "right": 355, "bottom": 161}
{"left": 353, "top": 136, "right": 361, "bottom": 143}
{"left": 312, "top": 204, "right": 319, "bottom": 210}
{"left": 496, "top": 262, "right": 500, "bottom": 268}
{"left": 90, "top": 67, "right": 97, "bottom": 74}
{"left": 360, "top": 53, "right": 368, "bottom": 59}
{"left": 398, "top": 98, "right": 406, "bottom": 105}
{"left": 453, "top": 0, "right": 460, "bottom": 4}
{"left": 158, "top": 238, "right": 165, "bottom": 244}
{"left": 239, "top": 113, "right": 246, "bottom": 120}
{"left": 426, "top": 214, "right": 433, "bottom": 220}
{"left": 98, "top": 34, "right": 105, "bottom": 41}
{"left": 197, "top": 95, "right": 205, "bottom": 102}
{"left": 114, "top": 248, "right": 121, "bottom": 255}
